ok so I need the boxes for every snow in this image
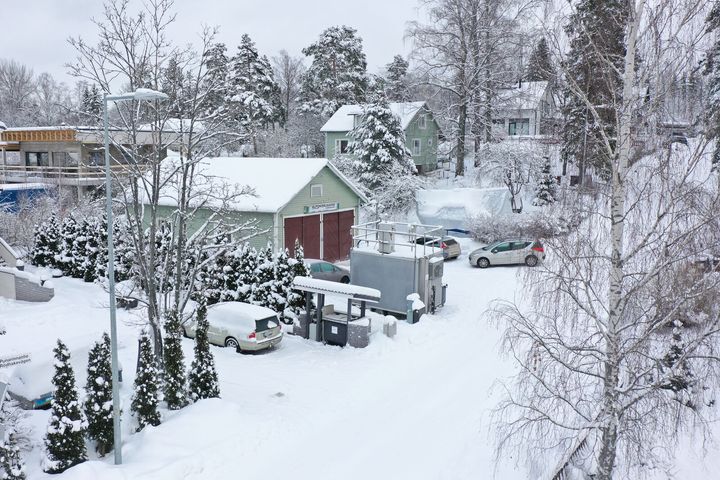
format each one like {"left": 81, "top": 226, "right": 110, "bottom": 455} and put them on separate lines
{"left": 292, "top": 275, "right": 381, "bottom": 300}
{"left": 204, "top": 301, "right": 278, "bottom": 332}
{"left": 320, "top": 101, "right": 426, "bottom": 132}
{"left": 3, "top": 237, "right": 719, "bottom": 479}
{"left": 496, "top": 80, "right": 549, "bottom": 111}
{"left": 155, "top": 156, "right": 365, "bottom": 212}
{"left": 406, "top": 292, "right": 425, "bottom": 310}
{"left": 0, "top": 266, "right": 44, "bottom": 285}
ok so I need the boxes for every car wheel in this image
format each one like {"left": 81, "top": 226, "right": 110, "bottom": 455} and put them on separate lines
{"left": 525, "top": 255, "right": 539, "bottom": 267}
{"left": 224, "top": 337, "right": 240, "bottom": 349}
{"left": 340, "top": 276, "right": 350, "bottom": 284}
{"left": 476, "top": 257, "right": 490, "bottom": 268}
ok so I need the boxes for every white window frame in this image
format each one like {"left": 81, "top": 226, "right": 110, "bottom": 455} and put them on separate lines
{"left": 310, "top": 184, "right": 323, "bottom": 198}
{"left": 335, "top": 139, "right": 349, "bottom": 154}
{"left": 412, "top": 138, "right": 422, "bottom": 156}
{"left": 418, "top": 114, "right": 427, "bottom": 129}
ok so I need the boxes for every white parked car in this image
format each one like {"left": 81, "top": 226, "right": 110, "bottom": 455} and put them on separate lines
{"left": 183, "top": 302, "right": 283, "bottom": 353}
{"left": 468, "top": 239, "right": 546, "bottom": 268}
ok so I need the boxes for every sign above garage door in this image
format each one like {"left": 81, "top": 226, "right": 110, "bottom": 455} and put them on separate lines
{"left": 304, "top": 202, "right": 339, "bottom": 214}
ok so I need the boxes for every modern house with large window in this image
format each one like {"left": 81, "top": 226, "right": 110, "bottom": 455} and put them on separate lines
{"left": 492, "top": 81, "right": 557, "bottom": 138}
{"left": 0, "top": 126, "right": 166, "bottom": 198}
{"left": 321, "top": 101, "right": 443, "bottom": 174}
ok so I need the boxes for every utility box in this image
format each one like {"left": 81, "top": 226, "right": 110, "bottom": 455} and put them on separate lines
{"left": 350, "top": 221, "right": 448, "bottom": 316}
{"left": 323, "top": 318, "right": 348, "bottom": 346}
{"left": 348, "top": 318, "right": 371, "bottom": 348}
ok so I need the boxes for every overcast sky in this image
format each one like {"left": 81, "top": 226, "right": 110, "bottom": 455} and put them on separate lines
{"left": 3, "top": 0, "right": 422, "bottom": 86}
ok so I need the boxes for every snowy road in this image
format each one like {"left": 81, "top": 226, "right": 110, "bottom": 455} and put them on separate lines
{"left": 2, "top": 240, "right": 528, "bottom": 479}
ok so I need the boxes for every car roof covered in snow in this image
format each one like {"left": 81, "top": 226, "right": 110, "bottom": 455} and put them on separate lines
{"left": 320, "top": 101, "right": 427, "bottom": 132}
{"left": 155, "top": 156, "right": 367, "bottom": 212}
{"left": 207, "top": 302, "right": 279, "bottom": 326}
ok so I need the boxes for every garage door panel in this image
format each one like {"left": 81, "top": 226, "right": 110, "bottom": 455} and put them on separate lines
{"left": 301, "top": 215, "right": 321, "bottom": 259}
{"left": 284, "top": 217, "right": 303, "bottom": 253}
{"left": 338, "top": 210, "right": 354, "bottom": 261}
{"left": 323, "top": 212, "right": 340, "bottom": 262}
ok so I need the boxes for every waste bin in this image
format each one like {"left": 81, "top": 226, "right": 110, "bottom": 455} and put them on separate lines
{"left": 322, "top": 318, "right": 348, "bottom": 346}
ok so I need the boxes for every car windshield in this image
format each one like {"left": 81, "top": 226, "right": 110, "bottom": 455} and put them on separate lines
{"left": 255, "top": 316, "right": 278, "bottom": 332}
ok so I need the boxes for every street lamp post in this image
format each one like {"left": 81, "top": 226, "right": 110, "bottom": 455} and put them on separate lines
{"left": 103, "top": 88, "right": 168, "bottom": 465}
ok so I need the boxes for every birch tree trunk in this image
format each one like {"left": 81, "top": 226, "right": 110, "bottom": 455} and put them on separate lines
{"left": 596, "top": 2, "right": 644, "bottom": 477}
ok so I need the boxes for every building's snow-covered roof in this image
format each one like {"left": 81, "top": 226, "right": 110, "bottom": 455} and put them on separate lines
{"left": 497, "top": 81, "right": 549, "bottom": 111}
{"left": 157, "top": 156, "right": 366, "bottom": 213}
{"left": 321, "top": 101, "right": 426, "bottom": 132}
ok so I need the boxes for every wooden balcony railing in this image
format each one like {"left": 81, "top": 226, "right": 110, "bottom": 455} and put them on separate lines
{"left": 0, "top": 164, "right": 131, "bottom": 186}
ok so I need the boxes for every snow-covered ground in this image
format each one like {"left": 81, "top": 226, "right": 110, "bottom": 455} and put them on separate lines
{"left": 1, "top": 237, "right": 529, "bottom": 479}
{"left": 3, "top": 237, "right": 719, "bottom": 479}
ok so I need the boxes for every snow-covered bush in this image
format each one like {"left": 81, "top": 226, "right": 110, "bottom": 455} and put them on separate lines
{"left": 533, "top": 156, "right": 557, "bottom": 207}
{"left": 0, "top": 428, "right": 26, "bottom": 480}
{"left": 43, "top": 340, "right": 87, "bottom": 473}
{"left": 467, "top": 207, "right": 581, "bottom": 244}
{"left": 131, "top": 333, "right": 162, "bottom": 432}
{"left": 84, "top": 333, "right": 113, "bottom": 456}
{"left": 188, "top": 300, "right": 220, "bottom": 401}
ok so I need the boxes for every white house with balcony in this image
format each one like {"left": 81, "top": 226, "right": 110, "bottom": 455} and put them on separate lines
{"left": 492, "top": 81, "right": 557, "bottom": 138}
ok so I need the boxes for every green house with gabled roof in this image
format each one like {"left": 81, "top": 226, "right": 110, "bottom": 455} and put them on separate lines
{"left": 320, "top": 101, "right": 443, "bottom": 174}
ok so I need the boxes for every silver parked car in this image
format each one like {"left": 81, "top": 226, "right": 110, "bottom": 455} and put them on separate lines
{"left": 414, "top": 236, "right": 462, "bottom": 260}
{"left": 183, "top": 302, "right": 283, "bottom": 353}
{"left": 469, "top": 239, "right": 545, "bottom": 268}
{"left": 306, "top": 259, "right": 351, "bottom": 283}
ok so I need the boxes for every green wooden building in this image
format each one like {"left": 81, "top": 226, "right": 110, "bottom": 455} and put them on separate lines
{"left": 154, "top": 157, "right": 366, "bottom": 262}
{"left": 320, "top": 101, "right": 443, "bottom": 174}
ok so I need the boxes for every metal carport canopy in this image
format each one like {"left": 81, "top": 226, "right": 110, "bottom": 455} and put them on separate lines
{"left": 292, "top": 276, "right": 381, "bottom": 303}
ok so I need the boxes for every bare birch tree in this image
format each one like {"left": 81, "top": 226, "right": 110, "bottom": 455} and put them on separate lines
{"left": 493, "top": 1, "right": 720, "bottom": 479}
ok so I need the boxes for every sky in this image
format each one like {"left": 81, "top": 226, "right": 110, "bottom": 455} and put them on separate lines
{"left": 2, "top": 0, "right": 422, "bottom": 87}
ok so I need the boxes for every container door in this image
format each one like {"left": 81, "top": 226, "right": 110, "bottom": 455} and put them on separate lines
{"left": 323, "top": 212, "right": 340, "bottom": 262}
{"left": 338, "top": 210, "right": 355, "bottom": 260}
{"left": 301, "top": 215, "right": 321, "bottom": 259}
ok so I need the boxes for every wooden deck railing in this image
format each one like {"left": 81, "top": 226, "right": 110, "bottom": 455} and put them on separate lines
{"left": 0, "top": 164, "right": 130, "bottom": 185}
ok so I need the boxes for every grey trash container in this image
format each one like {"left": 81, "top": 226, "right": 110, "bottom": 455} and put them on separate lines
{"left": 323, "top": 318, "right": 348, "bottom": 346}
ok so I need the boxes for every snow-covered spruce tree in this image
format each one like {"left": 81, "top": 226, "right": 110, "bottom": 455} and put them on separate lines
{"left": 525, "top": 37, "right": 553, "bottom": 82}
{"left": 299, "top": 25, "right": 368, "bottom": 118}
{"left": 560, "top": 0, "right": 628, "bottom": 181}
{"left": 70, "top": 220, "right": 90, "bottom": 279}
{"left": 112, "top": 219, "right": 134, "bottom": 283}
{"left": 0, "top": 428, "right": 25, "bottom": 480}
{"left": 348, "top": 93, "right": 416, "bottom": 190}
{"left": 532, "top": 157, "right": 557, "bottom": 207}
{"left": 229, "top": 34, "right": 283, "bottom": 152}
{"left": 81, "top": 219, "right": 101, "bottom": 283}
{"left": 131, "top": 333, "right": 161, "bottom": 432}
{"left": 43, "top": 340, "right": 87, "bottom": 473}
{"left": 285, "top": 240, "right": 312, "bottom": 321}
{"left": 92, "top": 216, "right": 109, "bottom": 281}
{"left": 270, "top": 248, "right": 292, "bottom": 316}
{"left": 56, "top": 215, "right": 79, "bottom": 277}
{"left": 251, "top": 245, "right": 275, "bottom": 309}
{"left": 201, "top": 42, "right": 230, "bottom": 118}
{"left": 384, "top": 55, "right": 410, "bottom": 102}
{"left": 236, "top": 244, "right": 259, "bottom": 304}
{"left": 30, "top": 213, "right": 61, "bottom": 268}
{"left": 163, "top": 309, "right": 188, "bottom": 410}
{"left": 84, "top": 333, "right": 113, "bottom": 456}
{"left": 705, "top": 1, "right": 720, "bottom": 169}
{"left": 188, "top": 300, "right": 220, "bottom": 401}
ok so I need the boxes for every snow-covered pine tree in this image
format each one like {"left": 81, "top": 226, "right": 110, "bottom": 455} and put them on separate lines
{"left": 384, "top": 55, "right": 410, "bottom": 102}
{"left": 188, "top": 300, "right": 220, "bottom": 401}
{"left": 0, "top": 428, "right": 25, "bottom": 480}
{"left": 270, "top": 248, "right": 292, "bottom": 316}
{"left": 533, "top": 157, "right": 557, "bottom": 207}
{"left": 69, "top": 220, "right": 91, "bottom": 279}
{"left": 93, "top": 216, "right": 109, "bottom": 280}
{"left": 43, "top": 339, "right": 87, "bottom": 473}
{"left": 131, "top": 333, "right": 161, "bottom": 432}
{"left": 80, "top": 219, "right": 102, "bottom": 282}
{"left": 88, "top": 85, "right": 102, "bottom": 119}
{"left": 220, "top": 247, "right": 243, "bottom": 303}
{"left": 163, "top": 309, "right": 188, "bottom": 410}
{"left": 560, "top": 0, "right": 628, "bottom": 181}
{"left": 56, "top": 216, "right": 79, "bottom": 277}
{"left": 525, "top": 38, "right": 553, "bottom": 81}
{"left": 112, "top": 219, "right": 134, "bottom": 282}
{"left": 286, "top": 240, "right": 311, "bottom": 320}
{"left": 84, "top": 333, "right": 113, "bottom": 456}
{"left": 299, "top": 25, "right": 369, "bottom": 118}
{"left": 201, "top": 42, "right": 230, "bottom": 118}
{"left": 251, "top": 245, "right": 275, "bottom": 309}
{"left": 229, "top": 34, "right": 283, "bottom": 151}
{"left": 705, "top": 1, "right": 720, "bottom": 169}
{"left": 348, "top": 92, "right": 416, "bottom": 190}
{"left": 30, "top": 213, "right": 61, "bottom": 268}
{"left": 236, "top": 244, "right": 258, "bottom": 304}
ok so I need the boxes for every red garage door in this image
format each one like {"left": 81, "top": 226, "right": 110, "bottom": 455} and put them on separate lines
{"left": 284, "top": 210, "right": 354, "bottom": 262}
{"left": 284, "top": 215, "right": 320, "bottom": 259}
